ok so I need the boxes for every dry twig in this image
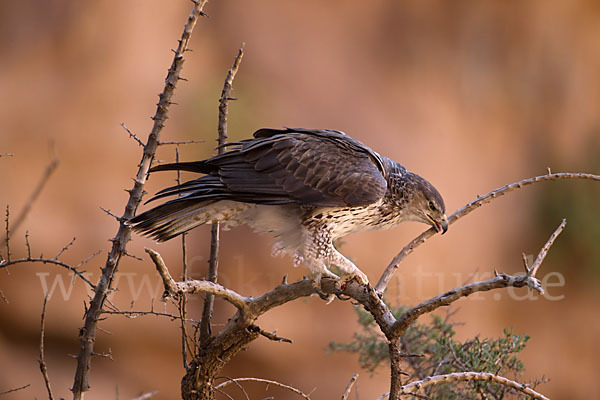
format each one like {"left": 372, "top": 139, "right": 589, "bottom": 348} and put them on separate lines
{"left": 0, "top": 384, "right": 31, "bottom": 396}
{"left": 5, "top": 157, "right": 59, "bottom": 242}
{"left": 200, "top": 43, "right": 245, "bottom": 343}
{"left": 341, "top": 373, "right": 359, "bottom": 400}
{"left": 38, "top": 294, "right": 55, "bottom": 400}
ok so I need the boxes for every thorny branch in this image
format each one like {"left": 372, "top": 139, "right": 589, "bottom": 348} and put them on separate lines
{"left": 70, "top": 1, "right": 209, "bottom": 398}
{"left": 200, "top": 43, "right": 245, "bottom": 344}
{"left": 0, "top": 234, "right": 99, "bottom": 288}
{"left": 375, "top": 171, "right": 600, "bottom": 293}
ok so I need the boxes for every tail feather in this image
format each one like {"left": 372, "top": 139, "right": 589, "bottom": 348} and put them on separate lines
{"left": 129, "top": 199, "right": 213, "bottom": 241}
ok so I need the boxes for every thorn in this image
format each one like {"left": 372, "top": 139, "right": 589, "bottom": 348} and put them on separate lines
{"left": 178, "top": 77, "right": 188, "bottom": 81}
{"left": 493, "top": 268, "right": 499, "bottom": 277}
{"left": 547, "top": 167, "right": 552, "bottom": 175}
{"left": 281, "top": 274, "right": 288, "bottom": 285}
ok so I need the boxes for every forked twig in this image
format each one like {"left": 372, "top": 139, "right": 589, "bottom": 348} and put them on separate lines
{"left": 391, "top": 218, "right": 566, "bottom": 338}
{"left": 376, "top": 172, "right": 600, "bottom": 293}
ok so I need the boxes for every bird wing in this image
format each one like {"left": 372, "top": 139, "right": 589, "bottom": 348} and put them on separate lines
{"left": 147, "top": 128, "right": 388, "bottom": 207}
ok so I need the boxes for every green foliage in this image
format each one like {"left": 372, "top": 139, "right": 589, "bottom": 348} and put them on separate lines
{"left": 330, "top": 306, "right": 543, "bottom": 399}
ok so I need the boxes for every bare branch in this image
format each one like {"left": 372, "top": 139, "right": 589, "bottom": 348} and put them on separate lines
{"left": 175, "top": 147, "right": 190, "bottom": 369}
{"left": 145, "top": 248, "right": 249, "bottom": 311}
{"left": 217, "top": 43, "right": 244, "bottom": 146}
{"left": 248, "top": 325, "right": 292, "bottom": 343}
{"left": 39, "top": 295, "right": 55, "bottom": 400}
{"left": 392, "top": 372, "right": 549, "bottom": 400}
{"left": 8, "top": 157, "right": 59, "bottom": 242}
{"left": 101, "top": 308, "right": 198, "bottom": 323}
{"left": 0, "top": 153, "right": 14, "bottom": 157}
{"left": 120, "top": 123, "right": 144, "bottom": 147}
{"left": 54, "top": 237, "right": 77, "bottom": 260}
{"left": 71, "top": 1, "right": 209, "bottom": 397}
{"left": 376, "top": 171, "right": 600, "bottom": 293}
{"left": 0, "top": 256, "right": 95, "bottom": 288}
{"left": 341, "top": 373, "right": 359, "bottom": 400}
{"left": 0, "top": 383, "right": 31, "bottom": 396}
{"left": 200, "top": 43, "right": 245, "bottom": 344}
{"left": 100, "top": 206, "right": 121, "bottom": 221}
{"left": 391, "top": 272, "right": 541, "bottom": 339}
{"left": 158, "top": 139, "right": 204, "bottom": 145}
{"left": 214, "top": 376, "right": 250, "bottom": 400}
{"left": 214, "top": 377, "right": 312, "bottom": 400}
{"left": 4, "top": 205, "right": 11, "bottom": 262}
{"left": 529, "top": 218, "right": 566, "bottom": 277}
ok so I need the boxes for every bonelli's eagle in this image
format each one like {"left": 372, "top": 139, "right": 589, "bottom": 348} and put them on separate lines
{"left": 130, "top": 128, "right": 448, "bottom": 285}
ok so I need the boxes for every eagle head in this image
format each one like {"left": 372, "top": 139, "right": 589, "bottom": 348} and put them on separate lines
{"left": 404, "top": 173, "right": 448, "bottom": 234}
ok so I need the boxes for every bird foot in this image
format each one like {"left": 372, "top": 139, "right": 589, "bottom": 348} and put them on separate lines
{"left": 337, "top": 270, "right": 369, "bottom": 290}
{"left": 311, "top": 271, "right": 338, "bottom": 303}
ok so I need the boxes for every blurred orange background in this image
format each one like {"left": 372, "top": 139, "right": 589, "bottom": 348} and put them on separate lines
{"left": 1, "top": 1, "right": 599, "bottom": 399}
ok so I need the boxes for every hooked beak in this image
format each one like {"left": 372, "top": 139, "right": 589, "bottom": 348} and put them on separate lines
{"left": 428, "top": 214, "right": 448, "bottom": 235}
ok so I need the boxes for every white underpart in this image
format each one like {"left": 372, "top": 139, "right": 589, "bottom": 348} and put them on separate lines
{"left": 207, "top": 199, "right": 413, "bottom": 284}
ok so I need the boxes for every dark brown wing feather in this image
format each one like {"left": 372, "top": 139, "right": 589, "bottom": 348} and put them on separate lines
{"left": 142, "top": 128, "right": 388, "bottom": 208}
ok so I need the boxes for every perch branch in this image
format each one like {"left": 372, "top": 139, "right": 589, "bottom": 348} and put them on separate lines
{"left": 375, "top": 171, "right": 600, "bottom": 293}
{"left": 71, "top": 1, "right": 209, "bottom": 397}
{"left": 146, "top": 248, "right": 249, "bottom": 312}
{"left": 390, "top": 219, "right": 565, "bottom": 338}
{"left": 214, "top": 377, "right": 311, "bottom": 400}
{"left": 38, "top": 294, "right": 55, "bottom": 400}
{"left": 200, "top": 43, "right": 245, "bottom": 343}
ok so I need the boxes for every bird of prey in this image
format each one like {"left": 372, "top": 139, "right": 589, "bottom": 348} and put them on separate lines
{"left": 130, "top": 128, "right": 447, "bottom": 286}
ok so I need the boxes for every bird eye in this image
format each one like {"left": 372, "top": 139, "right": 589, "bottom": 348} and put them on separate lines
{"left": 428, "top": 201, "right": 436, "bottom": 211}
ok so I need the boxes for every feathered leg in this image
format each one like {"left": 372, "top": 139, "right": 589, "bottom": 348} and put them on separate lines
{"left": 328, "top": 247, "right": 369, "bottom": 286}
